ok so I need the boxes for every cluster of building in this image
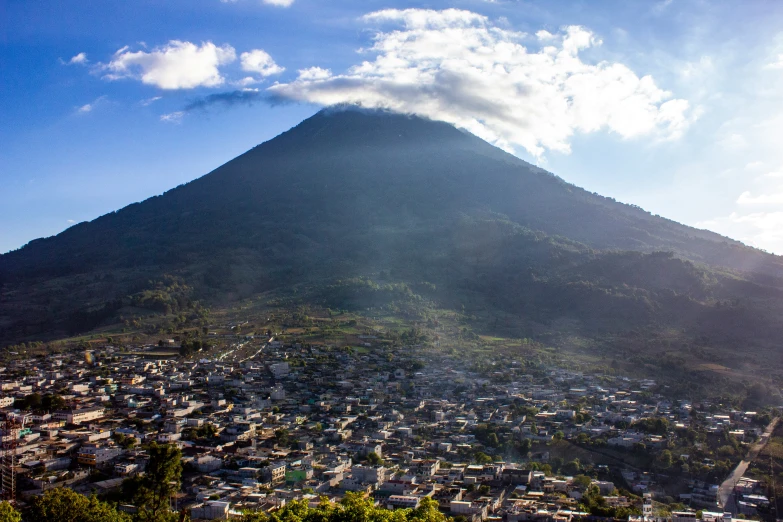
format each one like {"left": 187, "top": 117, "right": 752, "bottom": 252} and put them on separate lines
{"left": 0, "top": 332, "right": 771, "bottom": 521}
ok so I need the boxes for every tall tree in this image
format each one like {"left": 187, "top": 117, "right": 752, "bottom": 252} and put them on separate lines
{"left": 126, "top": 443, "right": 182, "bottom": 522}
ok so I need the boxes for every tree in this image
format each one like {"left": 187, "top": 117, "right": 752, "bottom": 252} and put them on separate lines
{"left": 15, "top": 392, "right": 42, "bottom": 411}
{"left": 562, "top": 459, "right": 581, "bottom": 476}
{"left": 26, "top": 488, "right": 130, "bottom": 522}
{"left": 42, "top": 393, "right": 66, "bottom": 411}
{"left": 367, "top": 452, "right": 384, "bottom": 466}
{"left": 474, "top": 452, "right": 493, "bottom": 464}
{"left": 124, "top": 443, "right": 182, "bottom": 522}
{"left": 573, "top": 475, "right": 592, "bottom": 490}
{"left": 486, "top": 433, "right": 500, "bottom": 448}
{"left": 656, "top": 450, "right": 674, "bottom": 469}
{"left": 274, "top": 428, "right": 290, "bottom": 447}
{"left": 0, "top": 502, "right": 20, "bottom": 522}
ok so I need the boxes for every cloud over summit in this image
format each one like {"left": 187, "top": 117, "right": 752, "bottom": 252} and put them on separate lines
{"left": 270, "top": 8, "right": 693, "bottom": 157}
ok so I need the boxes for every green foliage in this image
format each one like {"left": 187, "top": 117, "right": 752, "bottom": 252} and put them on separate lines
{"left": 13, "top": 392, "right": 67, "bottom": 412}
{"left": 562, "top": 458, "right": 581, "bottom": 476}
{"left": 633, "top": 417, "right": 670, "bottom": 435}
{"left": 179, "top": 339, "right": 211, "bottom": 357}
{"left": 112, "top": 432, "right": 137, "bottom": 450}
{"left": 572, "top": 475, "right": 592, "bottom": 489}
{"left": 122, "top": 443, "right": 182, "bottom": 522}
{"left": 26, "top": 488, "right": 130, "bottom": 522}
{"left": 240, "top": 493, "right": 447, "bottom": 522}
{"left": 193, "top": 422, "right": 218, "bottom": 439}
{"left": 129, "top": 277, "right": 192, "bottom": 315}
{"left": 367, "top": 452, "right": 384, "bottom": 466}
{"left": 580, "top": 484, "right": 641, "bottom": 519}
{"left": 274, "top": 428, "right": 290, "bottom": 447}
{"left": 0, "top": 502, "right": 20, "bottom": 522}
{"left": 473, "top": 452, "right": 493, "bottom": 464}
{"left": 655, "top": 449, "right": 674, "bottom": 469}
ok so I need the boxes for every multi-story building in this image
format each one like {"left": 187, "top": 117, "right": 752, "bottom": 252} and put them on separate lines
{"left": 77, "top": 444, "right": 123, "bottom": 466}
{"left": 54, "top": 406, "right": 105, "bottom": 425}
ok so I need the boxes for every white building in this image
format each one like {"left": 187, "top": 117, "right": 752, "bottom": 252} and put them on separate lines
{"left": 54, "top": 406, "right": 105, "bottom": 425}
{"left": 77, "top": 444, "right": 123, "bottom": 466}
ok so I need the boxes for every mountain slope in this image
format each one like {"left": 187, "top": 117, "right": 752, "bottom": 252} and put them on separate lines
{"left": 2, "top": 108, "right": 783, "bottom": 360}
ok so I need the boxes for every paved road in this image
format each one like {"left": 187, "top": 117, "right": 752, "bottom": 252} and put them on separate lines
{"left": 719, "top": 417, "right": 779, "bottom": 513}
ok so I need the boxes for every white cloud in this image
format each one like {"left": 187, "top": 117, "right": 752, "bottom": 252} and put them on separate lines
{"left": 233, "top": 76, "right": 261, "bottom": 87}
{"left": 535, "top": 30, "right": 555, "bottom": 41}
{"left": 67, "top": 219, "right": 76, "bottom": 224}
{"left": 269, "top": 8, "right": 692, "bottom": 157}
{"left": 77, "top": 103, "right": 94, "bottom": 113}
{"left": 764, "top": 53, "right": 783, "bottom": 70}
{"left": 744, "top": 160, "right": 764, "bottom": 171}
{"left": 103, "top": 41, "right": 236, "bottom": 89}
{"left": 68, "top": 52, "right": 88, "bottom": 65}
{"left": 297, "top": 67, "right": 332, "bottom": 80}
{"left": 697, "top": 211, "right": 783, "bottom": 254}
{"left": 737, "top": 189, "right": 783, "bottom": 205}
{"left": 160, "top": 111, "right": 186, "bottom": 123}
{"left": 240, "top": 49, "right": 284, "bottom": 77}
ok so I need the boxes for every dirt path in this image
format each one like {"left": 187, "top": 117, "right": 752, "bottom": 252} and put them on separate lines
{"left": 719, "top": 417, "right": 779, "bottom": 513}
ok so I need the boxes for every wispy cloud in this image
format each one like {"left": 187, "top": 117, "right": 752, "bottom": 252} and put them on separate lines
{"left": 182, "top": 89, "right": 265, "bottom": 112}
{"left": 140, "top": 96, "right": 163, "bottom": 106}
{"left": 160, "top": 111, "right": 186, "bottom": 123}
{"left": 75, "top": 95, "right": 108, "bottom": 115}
{"left": 158, "top": 88, "right": 291, "bottom": 123}
{"left": 651, "top": 0, "right": 674, "bottom": 15}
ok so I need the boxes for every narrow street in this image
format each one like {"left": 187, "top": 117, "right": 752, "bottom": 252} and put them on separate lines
{"left": 719, "top": 417, "right": 779, "bottom": 513}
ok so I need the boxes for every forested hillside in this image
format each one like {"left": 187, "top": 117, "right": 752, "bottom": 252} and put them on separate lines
{"left": 2, "top": 108, "right": 782, "bottom": 370}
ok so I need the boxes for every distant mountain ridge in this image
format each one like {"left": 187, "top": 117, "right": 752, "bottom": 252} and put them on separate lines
{"left": 2, "top": 108, "right": 783, "bottom": 362}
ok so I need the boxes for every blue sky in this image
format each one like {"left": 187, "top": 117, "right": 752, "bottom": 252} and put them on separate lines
{"left": 3, "top": 0, "right": 783, "bottom": 254}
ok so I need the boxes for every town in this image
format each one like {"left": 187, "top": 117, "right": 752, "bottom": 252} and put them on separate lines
{"left": 0, "top": 313, "right": 778, "bottom": 522}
